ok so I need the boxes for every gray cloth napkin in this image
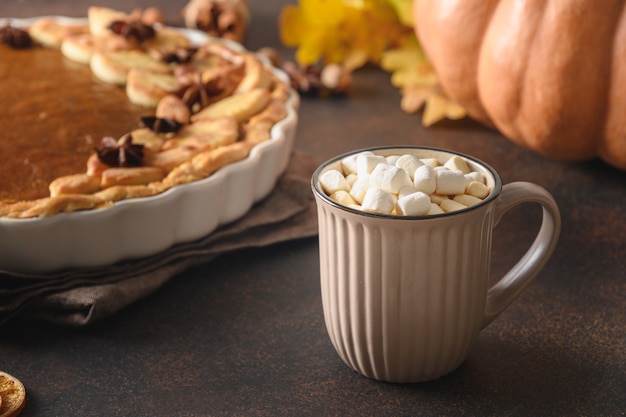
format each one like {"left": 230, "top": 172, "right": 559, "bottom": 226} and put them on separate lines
{"left": 0, "top": 150, "right": 320, "bottom": 326}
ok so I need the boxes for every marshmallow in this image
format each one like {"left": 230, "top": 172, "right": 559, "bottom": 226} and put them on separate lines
{"left": 466, "top": 181, "right": 490, "bottom": 199}
{"left": 330, "top": 190, "right": 357, "bottom": 206}
{"left": 427, "top": 203, "right": 444, "bottom": 215}
{"left": 464, "top": 171, "right": 484, "bottom": 185}
{"left": 420, "top": 158, "right": 440, "bottom": 168}
{"left": 386, "top": 155, "right": 400, "bottom": 165}
{"left": 356, "top": 154, "right": 387, "bottom": 175}
{"left": 397, "top": 191, "right": 431, "bottom": 216}
{"left": 444, "top": 155, "right": 471, "bottom": 174}
{"left": 319, "top": 151, "right": 493, "bottom": 217}
{"left": 341, "top": 155, "right": 358, "bottom": 175}
{"left": 435, "top": 169, "right": 466, "bottom": 195}
{"left": 398, "top": 185, "right": 419, "bottom": 199}
{"left": 370, "top": 163, "right": 412, "bottom": 194}
{"left": 395, "top": 154, "right": 423, "bottom": 180}
{"left": 349, "top": 174, "right": 370, "bottom": 203}
{"left": 413, "top": 165, "right": 436, "bottom": 194}
{"left": 342, "top": 151, "right": 373, "bottom": 175}
{"left": 429, "top": 194, "right": 448, "bottom": 204}
{"left": 453, "top": 194, "right": 483, "bottom": 207}
{"left": 361, "top": 188, "right": 396, "bottom": 214}
{"left": 440, "top": 199, "right": 467, "bottom": 213}
{"left": 319, "top": 169, "right": 350, "bottom": 194}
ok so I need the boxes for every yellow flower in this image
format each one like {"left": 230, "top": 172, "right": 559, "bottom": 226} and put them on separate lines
{"left": 280, "top": 0, "right": 345, "bottom": 65}
{"left": 279, "top": 0, "right": 412, "bottom": 70}
{"left": 386, "top": 0, "right": 414, "bottom": 26}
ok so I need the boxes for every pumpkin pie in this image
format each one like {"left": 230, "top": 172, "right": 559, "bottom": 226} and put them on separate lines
{"left": 0, "top": 6, "right": 293, "bottom": 219}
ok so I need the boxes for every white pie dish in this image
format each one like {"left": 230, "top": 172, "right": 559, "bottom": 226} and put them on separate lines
{"left": 0, "top": 17, "right": 299, "bottom": 274}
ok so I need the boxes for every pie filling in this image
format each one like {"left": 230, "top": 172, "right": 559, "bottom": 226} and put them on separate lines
{"left": 0, "top": 45, "right": 148, "bottom": 202}
{"left": 0, "top": 7, "right": 294, "bottom": 219}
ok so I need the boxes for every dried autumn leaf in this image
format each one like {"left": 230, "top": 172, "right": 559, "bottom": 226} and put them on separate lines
{"left": 402, "top": 84, "right": 466, "bottom": 127}
{"left": 381, "top": 38, "right": 437, "bottom": 87}
{"left": 382, "top": 37, "right": 466, "bottom": 125}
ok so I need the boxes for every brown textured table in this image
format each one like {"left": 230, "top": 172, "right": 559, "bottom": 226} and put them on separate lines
{"left": 1, "top": 1, "right": 625, "bottom": 416}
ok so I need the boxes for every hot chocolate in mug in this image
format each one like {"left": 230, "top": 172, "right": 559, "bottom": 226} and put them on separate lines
{"left": 311, "top": 146, "right": 561, "bottom": 383}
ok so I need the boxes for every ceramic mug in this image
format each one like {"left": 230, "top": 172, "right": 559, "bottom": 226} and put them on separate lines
{"left": 311, "top": 146, "right": 561, "bottom": 383}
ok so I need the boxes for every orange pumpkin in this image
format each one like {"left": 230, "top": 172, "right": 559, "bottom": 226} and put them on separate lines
{"left": 414, "top": 0, "right": 626, "bottom": 170}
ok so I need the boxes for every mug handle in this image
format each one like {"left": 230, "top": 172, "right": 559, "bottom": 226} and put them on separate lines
{"left": 482, "top": 182, "right": 561, "bottom": 328}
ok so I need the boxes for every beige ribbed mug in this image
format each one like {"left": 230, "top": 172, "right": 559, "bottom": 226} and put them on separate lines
{"left": 311, "top": 147, "right": 561, "bottom": 383}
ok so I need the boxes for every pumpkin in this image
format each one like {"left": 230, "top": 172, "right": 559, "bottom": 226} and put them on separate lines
{"left": 414, "top": 0, "right": 626, "bottom": 170}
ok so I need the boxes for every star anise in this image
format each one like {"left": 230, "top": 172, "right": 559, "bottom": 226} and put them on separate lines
{"left": 173, "top": 63, "right": 243, "bottom": 112}
{"left": 176, "top": 69, "right": 211, "bottom": 110}
{"left": 0, "top": 23, "right": 32, "bottom": 48}
{"left": 140, "top": 116, "right": 183, "bottom": 134}
{"left": 95, "top": 135, "right": 144, "bottom": 167}
{"left": 107, "top": 19, "right": 156, "bottom": 43}
{"left": 153, "top": 47, "right": 199, "bottom": 64}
